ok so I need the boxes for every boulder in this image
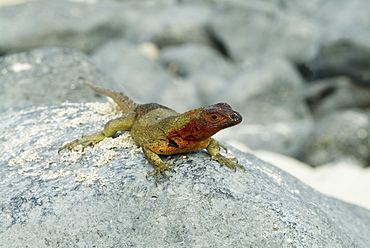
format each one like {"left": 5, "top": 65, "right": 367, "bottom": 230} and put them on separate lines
{"left": 208, "top": 1, "right": 321, "bottom": 63}
{"left": 0, "top": 47, "right": 117, "bottom": 110}
{"left": 125, "top": 4, "right": 213, "bottom": 48}
{"left": 303, "top": 110, "right": 370, "bottom": 167}
{"left": 304, "top": 77, "right": 370, "bottom": 118}
{"left": 91, "top": 40, "right": 202, "bottom": 112}
{"left": 0, "top": 0, "right": 129, "bottom": 54}
{"left": 0, "top": 102, "right": 369, "bottom": 247}
{"left": 305, "top": 28, "right": 370, "bottom": 86}
{"left": 91, "top": 40, "right": 176, "bottom": 103}
{"left": 217, "top": 120, "right": 314, "bottom": 160}
{"left": 159, "top": 43, "right": 234, "bottom": 78}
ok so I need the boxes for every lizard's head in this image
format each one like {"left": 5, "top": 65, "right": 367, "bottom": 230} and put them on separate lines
{"left": 173, "top": 103, "right": 242, "bottom": 141}
{"left": 197, "top": 102, "right": 242, "bottom": 130}
{"left": 182, "top": 103, "right": 242, "bottom": 140}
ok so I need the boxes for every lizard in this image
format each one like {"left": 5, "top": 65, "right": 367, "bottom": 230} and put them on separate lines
{"left": 58, "top": 83, "right": 245, "bottom": 185}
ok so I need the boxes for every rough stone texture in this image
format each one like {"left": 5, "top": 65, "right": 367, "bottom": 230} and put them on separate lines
{"left": 1, "top": 103, "right": 370, "bottom": 247}
{"left": 0, "top": 47, "right": 119, "bottom": 110}
{"left": 304, "top": 110, "right": 370, "bottom": 167}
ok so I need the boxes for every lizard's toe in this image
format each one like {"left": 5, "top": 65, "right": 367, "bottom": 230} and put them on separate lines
{"left": 146, "top": 162, "right": 176, "bottom": 185}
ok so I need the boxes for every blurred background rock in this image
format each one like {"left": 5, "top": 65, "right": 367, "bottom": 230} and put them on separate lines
{"left": 0, "top": 0, "right": 369, "bottom": 209}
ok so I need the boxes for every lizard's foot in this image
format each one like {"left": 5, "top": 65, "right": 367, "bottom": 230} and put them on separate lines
{"left": 58, "top": 131, "right": 105, "bottom": 153}
{"left": 146, "top": 162, "right": 176, "bottom": 186}
{"left": 211, "top": 154, "right": 245, "bottom": 171}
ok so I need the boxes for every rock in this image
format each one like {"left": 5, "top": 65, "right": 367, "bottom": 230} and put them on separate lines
{"left": 125, "top": 4, "right": 213, "bottom": 48}
{"left": 159, "top": 43, "right": 234, "bottom": 78}
{"left": 1, "top": 103, "right": 370, "bottom": 247}
{"left": 250, "top": 150, "right": 370, "bottom": 210}
{"left": 0, "top": 0, "right": 130, "bottom": 54}
{"left": 305, "top": 28, "right": 370, "bottom": 86}
{"left": 217, "top": 120, "right": 314, "bottom": 160}
{"left": 91, "top": 39, "right": 178, "bottom": 104}
{"left": 0, "top": 47, "right": 117, "bottom": 110}
{"left": 208, "top": 1, "right": 321, "bottom": 63}
{"left": 285, "top": 0, "right": 370, "bottom": 32}
{"left": 303, "top": 110, "right": 370, "bottom": 167}
{"left": 215, "top": 57, "right": 310, "bottom": 123}
{"left": 187, "top": 73, "right": 230, "bottom": 107}
{"left": 304, "top": 77, "right": 370, "bottom": 117}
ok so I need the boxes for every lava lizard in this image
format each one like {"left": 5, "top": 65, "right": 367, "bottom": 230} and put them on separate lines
{"left": 59, "top": 83, "right": 244, "bottom": 185}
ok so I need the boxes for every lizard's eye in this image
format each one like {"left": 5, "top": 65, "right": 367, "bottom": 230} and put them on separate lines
{"left": 208, "top": 114, "right": 223, "bottom": 122}
{"left": 211, "top": 115, "right": 218, "bottom": 120}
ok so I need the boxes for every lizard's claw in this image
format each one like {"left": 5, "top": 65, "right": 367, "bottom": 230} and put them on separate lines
{"left": 146, "top": 162, "right": 176, "bottom": 186}
{"left": 58, "top": 131, "right": 105, "bottom": 153}
{"left": 211, "top": 155, "right": 245, "bottom": 171}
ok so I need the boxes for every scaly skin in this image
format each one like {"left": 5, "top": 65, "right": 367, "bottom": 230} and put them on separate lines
{"left": 59, "top": 83, "right": 244, "bottom": 185}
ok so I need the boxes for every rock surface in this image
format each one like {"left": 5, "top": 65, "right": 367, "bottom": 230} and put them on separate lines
{"left": 0, "top": 47, "right": 118, "bottom": 109}
{"left": 304, "top": 77, "right": 370, "bottom": 117}
{"left": 1, "top": 103, "right": 370, "bottom": 247}
{"left": 0, "top": 0, "right": 129, "bottom": 54}
{"left": 91, "top": 40, "right": 175, "bottom": 104}
{"left": 304, "top": 110, "right": 370, "bottom": 167}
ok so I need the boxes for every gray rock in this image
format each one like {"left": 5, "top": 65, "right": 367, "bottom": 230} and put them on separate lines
{"left": 1, "top": 103, "right": 370, "bottom": 247}
{"left": 160, "top": 43, "right": 234, "bottom": 77}
{"left": 304, "top": 77, "right": 370, "bottom": 117}
{"left": 0, "top": 47, "right": 118, "bottom": 110}
{"left": 215, "top": 57, "right": 311, "bottom": 123}
{"left": 303, "top": 110, "right": 370, "bottom": 167}
{"left": 217, "top": 120, "right": 314, "bottom": 160}
{"left": 209, "top": 1, "right": 321, "bottom": 63}
{"left": 187, "top": 73, "right": 229, "bottom": 107}
{"left": 0, "top": 0, "right": 130, "bottom": 54}
{"left": 284, "top": 0, "right": 370, "bottom": 31}
{"left": 91, "top": 39, "right": 176, "bottom": 104}
{"left": 125, "top": 4, "right": 213, "bottom": 48}
{"left": 305, "top": 28, "right": 370, "bottom": 86}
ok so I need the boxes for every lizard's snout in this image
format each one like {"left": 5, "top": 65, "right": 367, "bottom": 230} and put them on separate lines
{"left": 231, "top": 111, "right": 242, "bottom": 123}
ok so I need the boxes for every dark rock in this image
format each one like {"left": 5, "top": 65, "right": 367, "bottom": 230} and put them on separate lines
{"left": 209, "top": 1, "right": 320, "bottom": 63}
{"left": 304, "top": 77, "right": 370, "bottom": 117}
{"left": 215, "top": 57, "right": 311, "bottom": 123}
{"left": 1, "top": 103, "right": 370, "bottom": 247}
{"left": 0, "top": 47, "right": 117, "bottom": 110}
{"left": 160, "top": 43, "right": 234, "bottom": 77}
{"left": 305, "top": 28, "right": 370, "bottom": 86}
{"left": 0, "top": 0, "right": 130, "bottom": 54}
{"left": 303, "top": 110, "right": 370, "bottom": 167}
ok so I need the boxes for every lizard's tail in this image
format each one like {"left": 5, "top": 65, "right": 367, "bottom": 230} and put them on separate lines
{"left": 86, "top": 82, "right": 139, "bottom": 113}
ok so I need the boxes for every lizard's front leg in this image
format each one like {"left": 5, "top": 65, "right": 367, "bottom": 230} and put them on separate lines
{"left": 142, "top": 140, "right": 176, "bottom": 186}
{"left": 58, "top": 113, "right": 136, "bottom": 153}
{"left": 206, "top": 138, "right": 245, "bottom": 171}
